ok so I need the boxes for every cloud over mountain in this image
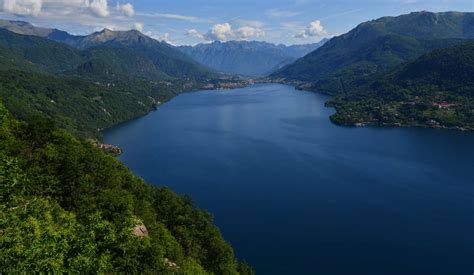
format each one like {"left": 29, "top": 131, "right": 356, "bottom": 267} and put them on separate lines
{"left": 295, "top": 20, "right": 327, "bottom": 39}
{"left": 186, "top": 23, "right": 265, "bottom": 42}
{"left": 0, "top": 0, "right": 134, "bottom": 18}
{"left": 2, "top": 0, "right": 42, "bottom": 16}
{"left": 116, "top": 3, "right": 134, "bottom": 17}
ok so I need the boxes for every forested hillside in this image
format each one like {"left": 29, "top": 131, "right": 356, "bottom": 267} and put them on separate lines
{"left": 328, "top": 41, "right": 474, "bottom": 129}
{"left": 0, "top": 16, "right": 256, "bottom": 273}
{"left": 0, "top": 28, "right": 212, "bottom": 137}
{"left": 271, "top": 11, "right": 474, "bottom": 94}
{"left": 0, "top": 101, "right": 253, "bottom": 274}
{"left": 0, "top": 20, "right": 214, "bottom": 80}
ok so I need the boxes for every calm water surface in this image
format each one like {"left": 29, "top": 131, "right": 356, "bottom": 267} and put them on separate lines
{"left": 105, "top": 84, "right": 474, "bottom": 275}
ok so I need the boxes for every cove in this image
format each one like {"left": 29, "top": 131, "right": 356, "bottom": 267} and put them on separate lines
{"left": 104, "top": 84, "right": 474, "bottom": 275}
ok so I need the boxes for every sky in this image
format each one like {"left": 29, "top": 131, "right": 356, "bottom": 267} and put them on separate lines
{"left": 0, "top": 0, "right": 473, "bottom": 45}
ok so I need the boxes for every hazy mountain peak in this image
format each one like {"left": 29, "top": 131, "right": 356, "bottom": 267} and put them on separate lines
{"left": 92, "top": 28, "right": 144, "bottom": 40}
{"left": 179, "top": 39, "right": 327, "bottom": 76}
{"left": 0, "top": 19, "right": 54, "bottom": 37}
{"left": 98, "top": 28, "right": 114, "bottom": 35}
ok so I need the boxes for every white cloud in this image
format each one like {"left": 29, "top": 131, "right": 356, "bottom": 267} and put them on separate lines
{"left": 205, "top": 22, "right": 232, "bottom": 41}
{"left": 295, "top": 20, "right": 327, "bottom": 39}
{"left": 203, "top": 22, "right": 265, "bottom": 42}
{"left": 0, "top": 0, "right": 144, "bottom": 37}
{"left": 116, "top": 3, "right": 134, "bottom": 17}
{"left": 185, "top": 28, "right": 204, "bottom": 39}
{"left": 235, "top": 26, "right": 265, "bottom": 40}
{"left": 2, "top": 0, "right": 42, "bottom": 16}
{"left": 142, "top": 30, "right": 176, "bottom": 45}
{"left": 133, "top": 22, "right": 143, "bottom": 32}
{"left": 86, "top": 0, "right": 108, "bottom": 17}
{"left": 0, "top": 0, "right": 138, "bottom": 18}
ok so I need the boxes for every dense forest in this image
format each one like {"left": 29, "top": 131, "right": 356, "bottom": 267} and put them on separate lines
{"left": 0, "top": 27, "right": 202, "bottom": 137}
{"left": 328, "top": 41, "right": 474, "bottom": 130}
{"left": 2, "top": 10, "right": 473, "bottom": 272}
{"left": 0, "top": 101, "right": 253, "bottom": 273}
{"left": 0, "top": 21, "right": 254, "bottom": 273}
{"left": 271, "top": 11, "right": 474, "bottom": 94}
{"left": 0, "top": 26, "right": 249, "bottom": 139}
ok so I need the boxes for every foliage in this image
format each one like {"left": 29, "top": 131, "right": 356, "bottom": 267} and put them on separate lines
{"left": 328, "top": 41, "right": 474, "bottom": 130}
{"left": 0, "top": 103, "right": 253, "bottom": 274}
{"left": 271, "top": 11, "right": 474, "bottom": 94}
{"left": 0, "top": 69, "right": 181, "bottom": 138}
{"left": 0, "top": 28, "right": 214, "bottom": 138}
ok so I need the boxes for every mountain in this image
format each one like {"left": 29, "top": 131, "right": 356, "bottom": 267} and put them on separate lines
{"left": 0, "top": 98, "right": 253, "bottom": 274}
{"left": 0, "top": 20, "right": 214, "bottom": 80}
{"left": 0, "top": 28, "right": 175, "bottom": 136}
{"left": 271, "top": 11, "right": 474, "bottom": 94}
{"left": 0, "top": 21, "right": 254, "bottom": 273}
{"left": 0, "top": 26, "right": 215, "bottom": 137}
{"left": 0, "top": 19, "right": 76, "bottom": 41}
{"left": 179, "top": 40, "right": 327, "bottom": 76}
{"left": 59, "top": 29, "right": 216, "bottom": 79}
{"left": 329, "top": 41, "right": 474, "bottom": 130}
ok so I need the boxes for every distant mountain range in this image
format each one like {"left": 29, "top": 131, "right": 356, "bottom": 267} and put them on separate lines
{"left": 1, "top": 12, "right": 474, "bottom": 132}
{"left": 0, "top": 19, "right": 214, "bottom": 80}
{"left": 271, "top": 11, "right": 474, "bottom": 94}
{"left": 0, "top": 19, "right": 229, "bottom": 137}
{"left": 0, "top": 18, "right": 252, "bottom": 275}
{"left": 178, "top": 40, "right": 327, "bottom": 76}
{"left": 0, "top": 18, "right": 328, "bottom": 78}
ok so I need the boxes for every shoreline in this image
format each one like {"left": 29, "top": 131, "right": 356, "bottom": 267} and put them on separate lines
{"left": 101, "top": 80, "right": 473, "bottom": 150}
{"left": 268, "top": 78, "right": 474, "bottom": 133}
{"left": 98, "top": 78, "right": 264, "bottom": 147}
{"left": 330, "top": 119, "right": 474, "bottom": 132}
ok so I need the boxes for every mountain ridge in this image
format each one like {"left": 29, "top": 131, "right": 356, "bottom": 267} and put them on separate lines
{"left": 0, "top": 19, "right": 215, "bottom": 80}
{"left": 0, "top": 26, "right": 211, "bottom": 137}
{"left": 271, "top": 11, "right": 474, "bottom": 94}
{"left": 179, "top": 39, "right": 327, "bottom": 76}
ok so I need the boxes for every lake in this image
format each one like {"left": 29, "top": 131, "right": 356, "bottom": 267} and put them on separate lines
{"left": 104, "top": 84, "right": 474, "bottom": 275}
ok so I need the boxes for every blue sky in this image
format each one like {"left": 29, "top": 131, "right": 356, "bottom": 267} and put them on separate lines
{"left": 0, "top": 0, "right": 473, "bottom": 45}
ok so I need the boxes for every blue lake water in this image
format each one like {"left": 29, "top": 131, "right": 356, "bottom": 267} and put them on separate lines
{"left": 104, "top": 84, "right": 474, "bottom": 275}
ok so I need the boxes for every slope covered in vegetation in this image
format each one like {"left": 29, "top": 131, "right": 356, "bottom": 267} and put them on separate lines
{"left": 0, "top": 28, "right": 206, "bottom": 138}
{"left": 328, "top": 41, "right": 474, "bottom": 129}
{"left": 0, "top": 101, "right": 252, "bottom": 274}
{"left": 271, "top": 11, "right": 474, "bottom": 94}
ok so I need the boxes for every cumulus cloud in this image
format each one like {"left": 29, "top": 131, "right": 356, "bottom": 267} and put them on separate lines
{"left": 295, "top": 20, "right": 327, "bottom": 39}
{"left": 116, "top": 2, "right": 134, "bottom": 17}
{"left": 86, "top": 0, "right": 108, "bottom": 17}
{"left": 1, "top": 0, "right": 135, "bottom": 18}
{"left": 204, "top": 22, "right": 232, "bottom": 41}
{"left": 185, "top": 28, "right": 204, "bottom": 39}
{"left": 2, "top": 0, "right": 42, "bottom": 16}
{"left": 234, "top": 26, "right": 265, "bottom": 40}
{"left": 198, "top": 23, "right": 265, "bottom": 42}
{"left": 133, "top": 22, "right": 143, "bottom": 32}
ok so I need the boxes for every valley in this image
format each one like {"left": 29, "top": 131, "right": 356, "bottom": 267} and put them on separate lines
{"left": 1, "top": 6, "right": 474, "bottom": 275}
